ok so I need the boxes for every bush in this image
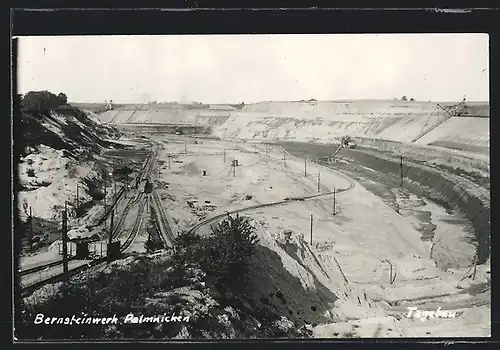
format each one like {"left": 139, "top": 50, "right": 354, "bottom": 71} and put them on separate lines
{"left": 174, "top": 215, "right": 259, "bottom": 289}
{"left": 113, "top": 166, "right": 133, "bottom": 183}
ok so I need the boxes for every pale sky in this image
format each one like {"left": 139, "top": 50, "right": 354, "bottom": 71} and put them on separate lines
{"left": 16, "top": 34, "right": 489, "bottom": 104}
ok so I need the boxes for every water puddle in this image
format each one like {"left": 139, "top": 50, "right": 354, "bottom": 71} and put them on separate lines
{"left": 391, "top": 188, "right": 476, "bottom": 270}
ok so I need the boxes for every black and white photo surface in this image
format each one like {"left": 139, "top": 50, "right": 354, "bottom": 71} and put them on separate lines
{"left": 13, "top": 34, "right": 490, "bottom": 340}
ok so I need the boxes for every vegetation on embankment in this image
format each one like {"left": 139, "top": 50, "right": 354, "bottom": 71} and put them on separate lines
{"left": 16, "top": 215, "right": 312, "bottom": 340}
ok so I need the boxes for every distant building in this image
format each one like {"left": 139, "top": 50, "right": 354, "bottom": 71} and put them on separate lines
{"left": 209, "top": 104, "right": 237, "bottom": 111}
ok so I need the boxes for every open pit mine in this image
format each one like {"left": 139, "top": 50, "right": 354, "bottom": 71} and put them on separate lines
{"left": 16, "top": 99, "right": 490, "bottom": 339}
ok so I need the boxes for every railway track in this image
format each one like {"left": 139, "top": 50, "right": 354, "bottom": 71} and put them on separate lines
{"left": 19, "top": 148, "right": 157, "bottom": 297}
{"left": 20, "top": 196, "right": 149, "bottom": 297}
{"left": 188, "top": 145, "right": 355, "bottom": 236}
{"left": 111, "top": 151, "right": 155, "bottom": 239}
{"left": 19, "top": 259, "right": 72, "bottom": 277}
{"left": 119, "top": 195, "right": 147, "bottom": 252}
{"left": 150, "top": 187, "right": 175, "bottom": 247}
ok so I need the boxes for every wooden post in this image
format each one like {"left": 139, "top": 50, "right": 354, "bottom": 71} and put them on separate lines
{"left": 472, "top": 253, "right": 478, "bottom": 280}
{"left": 317, "top": 171, "right": 320, "bottom": 192}
{"left": 223, "top": 148, "right": 226, "bottom": 163}
{"left": 233, "top": 161, "right": 236, "bottom": 177}
{"left": 29, "top": 206, "right": 33, "bottom": 253}
{"left": 168, "top": 153, "right": 171, "bottom": 169}
{"left": 304, "top": 159, "right": 307, "bottom": 176}
{"left": 310, "top": 214, "right": 313, "bottom": 245}
{"left": 62, "top": 202, "right": 68, "bottom": 276}
{"left": 76, "top": 184, "right": 79, "bottom": 209}
{"left": 333, "top": 187, "right": 336, "bottom": 215}
{"left": 103, "top": 179, "right": 107, "bottom": 230}
{"left": 109, "top": 209, "right": 114, "bottom": 244}
{"left": 382, "top": 260, "right": 394, "bottom": 284}
{"left": 400, "top": 156, "right": 403, "bottom": 188}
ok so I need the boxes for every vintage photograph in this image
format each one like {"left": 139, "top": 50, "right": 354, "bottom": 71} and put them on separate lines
{"left": 13, "top": 34, "right": 490, "bottom": 340}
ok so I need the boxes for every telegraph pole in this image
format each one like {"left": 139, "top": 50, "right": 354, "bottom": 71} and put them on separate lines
{"left": 28, "top": 206, "right": 33, "bottom": 253}
{"left": 113, "top": 173, "right": 116, "bottom": 196}
{"left": 76, "top": 184, "right": 79, "bottom": 209}
{"left": 233, "top": 160, "right": 236, "bottom": 177}
{"left": 103, "top": 183, "right": 107, "bottom": 230}
{"left": 400, "top": 156, "right": 403, "bottom": 188}
{"left": 473, "top": 253, "right": 478, "bottom": 280}
{"left": 223, "top": 148, "right": 226, "bottom": 163}
{"left": 317, "top": 171, "right": 321, "bottom": 192}
{"left": 62, "top": 201, "right": 68, "bottom": 276}
{"left": 168, "top": 153, "right": 171, "bottom": 169}
{"left": 304, "top": 159, "right": 307, "bottom": 176}
{"left": 109, "top": 209, "right": 114, "bottom": 244}
{"left": 310, "top": 214, "right": 313, "bottom": 245}
{"left": 333, "top": 187, "right": 336, "bottom": 215}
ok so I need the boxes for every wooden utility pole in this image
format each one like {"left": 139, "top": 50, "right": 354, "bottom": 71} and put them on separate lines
{"left": 333, "top": 187, "right": 336, "bottom": 215}
{"left": 233, "top": 160, "right": 236, "bottom": 177}
{"left": 28, "top": 206, "right": 33, "bottom": 253}
{"left": 62, "top": 202, "right": 69, "bottom": 276}
{"left": 223, "top": 148, "right": 226, "bottom": 163}
{"left": 382, "top": 259, "right": 394, "bottom": 284}
{"left": 103, "top": 186, "right": 107, "bottom": 230}
{"left": 168, "top": 153, "right": 171, "bottom": 169}
{"left": 304, "top": 159, "right": 307, "bottom": 176}
{"left": 400, "top": 156, "right": 403, "bottom": 188}
{"left": 473, "top": 253, "right": 478, "bottom": 280}
{"left": 109, "top": 209, "right": 114, "bottom": 244}
{"left": 317, "top": 171, "right": 321, "bottom": 192}
{"left": 389, "top": 263, "right": 393, "bottom": 284}
{"left": 113, "top": 172, "right": 116, "bottom": 196}
{"left": 76, "top": 184, "right": 79, "bottom": 209}
{"left": 310, "top": 214, "right": 313, "bottom": 245}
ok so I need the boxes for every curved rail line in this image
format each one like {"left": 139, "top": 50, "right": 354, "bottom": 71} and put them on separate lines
{"left": 188, "top": 161, "right": 355, "bottom": 237}
{"left": 20, "top": 149, "right": 158, "bottom": 296}
{"left": 19, "top": 259, "right": 72, "bottom": 277}
{"left": 119, "top": 195, "right": 147, "bottom": 252}
{"left": 111, "top": 151, "right": 156, "bottom": 240}
{"left": 150, "top": 188, "right": 175, "bottom": 247}
{"left": 186, "top": 140, "right": 355, "bottom": 236}
{"left": 20, "top": 195, "right": 149, "bottom": 297}
{"left": 277, "top": 142, "right": 491, "bottom": 312}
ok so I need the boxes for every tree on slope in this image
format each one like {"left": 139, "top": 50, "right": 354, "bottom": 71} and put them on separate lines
{"left": 57, "top": 93, "right": 68, "bottom": 106}
{"left": 21, "top": 90, "right": 69, "bottom": 111}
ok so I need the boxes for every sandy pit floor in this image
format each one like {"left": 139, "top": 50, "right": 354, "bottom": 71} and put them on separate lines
{"left": 148, "top": 136, "right": 490, "bottom": 337}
